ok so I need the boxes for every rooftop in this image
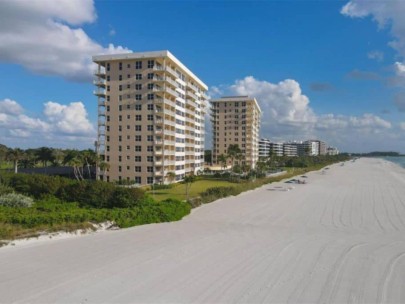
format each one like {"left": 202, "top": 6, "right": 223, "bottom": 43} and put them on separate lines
{"left": 210, "top": 96, "right": 262, "bottom": 113}
{"left": 92, "top": 50, "right": 207, "bottom": 90}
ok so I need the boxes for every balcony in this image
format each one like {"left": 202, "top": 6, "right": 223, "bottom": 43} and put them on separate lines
{"left": 186, "top": 91, "right": 198, "bottom": 101}
{"left": 155, "top": 140, "right": 163, "bottom": 145}
{"left": 98, "top": 101, "right": 105, "bottom": 107}
{"left": 93, "top": 79, "right": 106, "bottom": 87}
{"left": 94, "top": 89, "right": 106, "bottom": 97}
{"left": 94, "top": 69, "right": 106, "bottom": 78}
{"left": 98, "top": 119, "right": 106, "bottom": 126}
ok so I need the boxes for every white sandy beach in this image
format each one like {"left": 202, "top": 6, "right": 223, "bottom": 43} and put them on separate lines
{"left": 1, "top": 157, "right": 405, "bottom": 303}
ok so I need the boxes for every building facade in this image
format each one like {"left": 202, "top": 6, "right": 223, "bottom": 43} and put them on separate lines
{"left": 283, "top": 143, "right": 298, "bottom": 157}
{"left": 93, "top": 50, "right": 208, "bottom": 184}
{"left": 258, "top": 138, "right": 271, "bottom": 158}
{"left": 210, "top": 96, "right": 261, "bottom": 168}
{"left": 270, "top": 142, "right": 284, "bottom": 157}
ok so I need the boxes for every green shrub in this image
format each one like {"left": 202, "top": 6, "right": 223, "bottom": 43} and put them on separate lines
{"left": 0, "top": 184, "right": 14, "bottom": 196}
{"left": 151, "top": 184, "right": 173, "bottom": 190}
{"left": 0, "top": 193, "right": 34, "bottom": 207}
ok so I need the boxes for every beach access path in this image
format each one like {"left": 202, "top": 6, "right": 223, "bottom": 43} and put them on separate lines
{"left": 1, "top": 157, "right": 405, "bottom": 303}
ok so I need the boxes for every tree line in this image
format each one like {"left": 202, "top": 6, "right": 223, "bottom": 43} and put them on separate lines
{"left": 0, "top": 144, "right": 109, "bottom": 180}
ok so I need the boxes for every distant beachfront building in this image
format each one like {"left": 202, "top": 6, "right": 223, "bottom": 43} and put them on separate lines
{"left": 326, "top": 146, "right": 339, "bottom": 155}
{"left": 93, "top": 50, "right": 208, "bottom": 184}
{"left": 317, "top": 140, "right": 327, "bottom": 155}
{"left": 303, "top": 140, "right": 320, "bottom": 156}
{"left": 270, "top": 142, "right": 284, "bottom": 157}
{"left": 211, "top": 96, "right": 261, "bottom": 168}
{"left": 283, "top": 143, "right": 298, "bottom": 157}
{"left": 259, "top": 138, "right": 271, "bottom": 158}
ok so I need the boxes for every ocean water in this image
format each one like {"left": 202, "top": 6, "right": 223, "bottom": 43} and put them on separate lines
{"left": 381, "top": 156, "right": 405, "bottom": 169}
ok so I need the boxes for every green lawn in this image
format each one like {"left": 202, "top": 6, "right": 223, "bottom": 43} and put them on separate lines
{"left": 148, "top": 179, "right": 236, "bottom": 202}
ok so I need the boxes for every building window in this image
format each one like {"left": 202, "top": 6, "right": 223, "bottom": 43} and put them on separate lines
{"left": 147, "top": 83, "right": 154, "bottom": 90}
{"left": 127, "top": 84, "right": 130, "bottom": 89}
{"left": 147, "top": 135, "right": 153, "bottom": 141}
{"left": 147, "top": 104, "right": 154, "bottom": 110}
{"left": 106, "top": 63, "right": 110, "bottom": 71}
{"left": 135, "top": 166, "right": 141, "bottom": 172}
{"left": 147, "top": 156, "right": 153, "bottom": 162}
{"left": 135, "top": 115, "right": 142, "bottom": 121}
{"left": 118, "top": 166, "right": 122, "bottom": 172}
{"left": 147, "top": 125, "right": 154, "bottom": 131}
{"left": 135, "top": 146, "right": 141, "bottom": 152}
{"left": 147, "top": 146, "right": 153, "bottom": 152}
{"left": 119, "top": 75, "right": 122, "bottom": 81}
{"left": 147, "top": 73, "right": 154, "bottom": 79}
{"left": 118, "top": 125, "right": 122, "bottom": 132}
{"left": 135, "top": 156, "right": 141, "bottom": 162}
{"left": 135, "top": 104, "right": 142, "bottom": 111}
{"left": 135, "top": 135, "right": 142, "bottom": 141}
{"left": 118, "top": 135, "right": 122, "bottom": 142}
{"left": 118, "top": 156, "right": 122, "bottom": 162}
{"left": 135, "top": 84, "right": 142, "bottom": 90}
{"left": 147, "top": 94, "right": 154, "bottom": 100}
{"left": 118, "top": 146, "right": 122, "bottom": 152}
{"left": 147, "top": 166, "right": 154, "bottom": 172}
{"left": 136, "top": 74, "right": 142, "bottom": 80}
{"left": 135, "top": 176, "right": 141, "bottom": 184}
{"left": 118, "top": 115, "right": 122, "bottom": 121}
{"left": 119, "top": 62, "right": 122, "bottom": 70}
{"left": 147, "top": 177, "right": 153, "bottom": 184}
{"left": 127, "top": 74, "right": 130, "bottom": 79}
{"left": 135, "top": 125, "right": 141, "bottom": 131}
{"left": 119, "top": 85, "right": 122, "bottom": 91}
{"left": 135, "top": 94, "right": 142, "bottom": 100}
{"left": 147, "top": 60, "right": 154, "bottom": 68}
{"left": 147, "top": 114, "right": 153, "bottom": 121}
{"left": 135, "top": 61, "right": 142, "bottom": 69}
{"left": 127, "top": 115, "right": 130, "bottom": 119}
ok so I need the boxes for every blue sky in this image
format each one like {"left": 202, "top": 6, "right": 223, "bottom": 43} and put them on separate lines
{"left": 0, "top": 0, "right": 404, "bottom": 153}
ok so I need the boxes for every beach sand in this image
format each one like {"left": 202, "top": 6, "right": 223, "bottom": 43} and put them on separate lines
{"left": 1, "top": 157, "right": 405, "bottom": 303}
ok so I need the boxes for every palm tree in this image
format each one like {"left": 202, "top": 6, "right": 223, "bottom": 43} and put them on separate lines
{"left": 81, "top": 149, "right": 97, "bottom": 179}
{"left": 218, "top": 154, "right": 228, "bottom": 171}
{"left": 6, "top": 148, "right": 24, "bottom": 173}
{"left": 98, "top": 161, "right": 110, "bottom": 181}
{"left": 51, "top": 149, "right": 65, "bottom": 166}
{"left": 183, "top": 174, "right": 196, "bottom": 201}
{"left": 35, "top": 147, "right": 53, "bottom": 167}
{"left": 227, "top": 144, "right": 242, "bottom": 170}
{"left": 67, "top": 157, "right": 83, "bottom": 181}
{"left": 165, "top": 171, "right": 176, "bottom": 184}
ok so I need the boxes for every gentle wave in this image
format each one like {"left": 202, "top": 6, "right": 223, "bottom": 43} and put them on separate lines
{"left": 381, "top": 156, "right": 405, "bottom": 169}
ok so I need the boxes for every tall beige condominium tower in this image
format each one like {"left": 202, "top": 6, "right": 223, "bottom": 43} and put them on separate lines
{"left": 210, "top": 96, "right": 261, "bottom": 168}
{"left": 93, "top": 51, "right": 208, "bottom": 184}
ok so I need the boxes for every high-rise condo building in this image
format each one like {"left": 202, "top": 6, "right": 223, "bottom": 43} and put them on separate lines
{"left": 93, "top": 51, "right": 208, "bottom": 184}
{"left": 210, "top": 96, "right": 261, "bottom": 168}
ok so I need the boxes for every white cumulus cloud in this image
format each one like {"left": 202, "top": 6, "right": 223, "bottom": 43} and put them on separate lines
{"left": 229, "top": 76, "right": 316, "bottom": 139}
{"left": 0, "top": 99, "right": 95, "bottom": 148}
{"left": 44, "top": 101, "right": 94, "bottom": 135}
{"left": 0, "top": 0, "right": 131, "bottom": 82}
{"left": 0, "top": 99, "right": 24, "bottom": 115}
